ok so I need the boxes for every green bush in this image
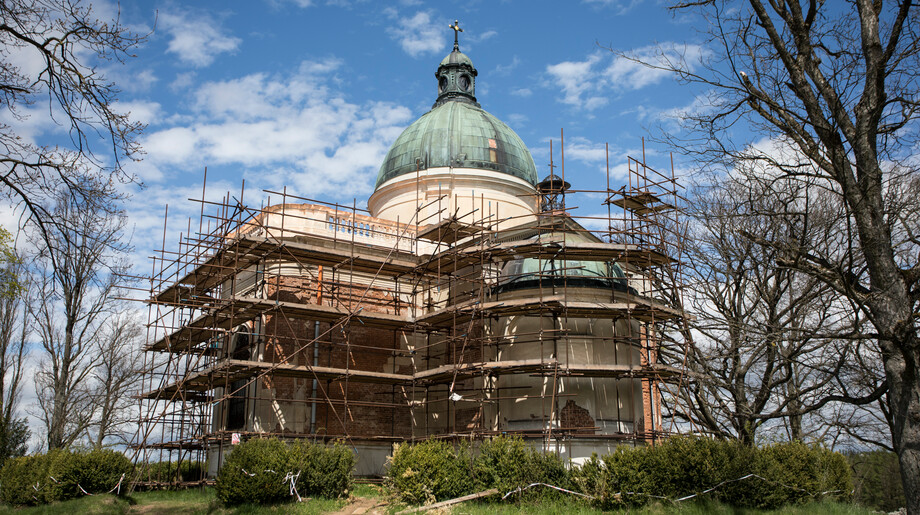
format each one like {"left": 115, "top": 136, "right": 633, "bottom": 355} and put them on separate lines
{"left": 473, "top": 435, "right": 570, "bottom": 500}
{"left": 0, "top": 453, "right": 52, "bottom": 506}
{"left": 571, "top": 437, "right": 853, "bottom": 510}
{"left": 214, "top": 438, "right": 355, "bottom": 506}
{"left": 288, "top": 440, "right": 354, "bottom": 499}
{"left": 215, "top": 438, "right": 291, "bottom": 506}
{"left": 0, "top": 449, "right": 132, "bottom": 506}
{"left": 849, "top": 450, "right": 906, "bottom": 511}
{"left": 385, "top": 439, "right": 473, "bottom": 505}
{"left": 749, "top": 442, "right": 852, "bottom": 509}
{"left": 572, "top": 445, "right": 650, "bottom": 508}
{"left": 45, "top": 449, "right": 133, "bottom": 502}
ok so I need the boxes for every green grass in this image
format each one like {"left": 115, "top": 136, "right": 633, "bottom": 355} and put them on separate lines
{"left": 0, "top": 489, "right": 878, "bottom": 515}
{"left": 0, "top": 488, "right": 346, "bottom": 515}
{"left": 452, "top": 499, "right": 877, "bottom": 515}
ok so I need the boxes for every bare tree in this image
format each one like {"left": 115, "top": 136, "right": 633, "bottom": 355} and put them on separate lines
{"left": 681, "top": 172, "right": 890, "bottom": 447}
{"left": 31, "top": 185, "right": 129, "bottom": 450}
{"left": 88, "top": 311, "right": 142, "bottom": 449}
{"left": 622, "top": 1, "right": 920, "bottom": 508}
{"left": 0, "top": 0, "right": 144, "bottom": 254}
{"left": 0, "top": 252, "right": 30, "bottom": 463}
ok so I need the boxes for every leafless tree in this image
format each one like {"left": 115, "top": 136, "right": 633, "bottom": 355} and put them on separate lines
{"left": 0, "top": 0, "right": 144, "bottom": 255}
{"left": 681, "top": 172, "right": 889, "bottom": 447}
{"left": 0, "top": 255, "right": 30, "bottom": 463}
{"left": 625, "top": 1, "right": 920, "bottom": 508}
{"left": 31, "top": 185, "right": 130, "bottom": 450}
{"left": 88, "top": 311, "right": 142, "bottom": 449}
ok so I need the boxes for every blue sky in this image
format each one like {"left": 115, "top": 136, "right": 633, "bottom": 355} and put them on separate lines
{"left": 10, "top": 0, "right": 713, "bottom": 268}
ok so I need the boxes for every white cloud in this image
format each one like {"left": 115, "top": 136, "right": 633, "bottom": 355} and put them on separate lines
{"left": 387, "top": 11, "right": 445, "bottom": 58}
{"left": 511, "top": 88, "right": 532, "bottom": 97}
{"left": 545, "top": 53, "right": 608, "bottom": 110}
{"left": 582, "top": 0, "right": 644, "bottom": 15}
{"left": 160, "top": 11, "right": 242, "bottom": 67}
{"left": 506, "top": 113, "right": 529, "bottom": 126}
{"left": 170, "top": 71, "right": 196, "bottom": 92}
{"left": 112, "top": 100, "right": 162, "bottom": 126}
{"left": 104, "top": 67, "right": 158, "bottom": 93}
{"left": 470, "top": 30, "right": 497, "bottom": 43}
{"left": 138, "top": 59, "right": 413, "bottom": 199}
{"left": 607, "top": 43, "right": 707, "bottom": 89}
{"left": 545, "top": 43, "right": 706, "bottom": 111}
{"left": 494, "top": 56, "right": 521, "bottom": 76}
{"left": 655, "top": 90, "right": 718, "bottom": 130}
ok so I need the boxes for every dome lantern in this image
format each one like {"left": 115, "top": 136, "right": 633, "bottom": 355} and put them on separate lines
{"left": 433, "top": 20, "right": 479, "bottom": 109}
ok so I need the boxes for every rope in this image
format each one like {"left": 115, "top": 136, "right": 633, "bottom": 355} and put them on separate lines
{"left": 501, "top": 473, "right": 847, "bottom": 504}
{"left": 502, "top": 482, "right": 594, "bottom": 500}
{"left": 239, "top": 467, "right": 306, "bottom": 502}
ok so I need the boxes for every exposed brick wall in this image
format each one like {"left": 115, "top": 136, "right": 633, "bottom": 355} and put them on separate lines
{"left": 250, "top": 273, "right": 412, "bottom": 438}
{"left": 560, "top": 400, "right": 595, "bottom": 435}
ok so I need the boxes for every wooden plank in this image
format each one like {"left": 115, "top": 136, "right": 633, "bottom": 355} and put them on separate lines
{"left": 415, "top": 294, "right": 683, "bottom": 327}
{"left": 413, "top": 359, "right": 685, "bottom": 383}
{"left": 155, "top": 234, "right": 420, "bottom": 304}
{"left": 140, "top": 358, "right": 414, "bottom": 401}
{"left": 417, "top": 218, "right": 484, "bottom": 244}
{"left": 417, "top": 241, "right": 674, "bottom": 273}
{"left": 396, "top": 489, "right": 498, "bottom": 514}
{"left": 148, "top": 295, "right": 411, "bottom": 352}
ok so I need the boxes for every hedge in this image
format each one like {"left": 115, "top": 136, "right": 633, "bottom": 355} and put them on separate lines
{"left": 385, "top": 436, "right": 853, "bottom": 510}
{"left": 572, "top": 437, "right": 852, "bottom": 510}
{"left": 0, "top": 449, "right": 132, "bottom": 506}
{"left": 385, "top": 439, "right": 472, "bottom": 505}
{"left": 849, "top": 450, "right": 906, "bottom": 512}
{"left": 214, "top": 437, "right": 354, "bottom": 506}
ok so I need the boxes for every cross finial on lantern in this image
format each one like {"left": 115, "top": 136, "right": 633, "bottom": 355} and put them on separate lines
{"left": 449, "top": 20, "right": 463, "bottom": 50}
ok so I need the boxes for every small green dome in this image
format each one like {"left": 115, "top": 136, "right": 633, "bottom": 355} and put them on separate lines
{"left": 375, "top": 101, "right": 538, "bottom": 189}
{"left": 440, "top": 50, "right": 473, "bottom": 67}
{"left": 494, "top": 232, "right": 633, "bottom": 295}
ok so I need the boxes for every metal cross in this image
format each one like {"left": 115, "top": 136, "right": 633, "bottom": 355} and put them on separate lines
{"left": 449, "top": 20, "right": 463, "bottom": 50}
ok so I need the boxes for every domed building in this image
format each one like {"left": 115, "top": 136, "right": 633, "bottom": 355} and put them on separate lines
{"left": 138, "top": 25, "right": 682, "bottom": 482}
{"left": 369, "top": 39, "right": 539, "bottom": 227}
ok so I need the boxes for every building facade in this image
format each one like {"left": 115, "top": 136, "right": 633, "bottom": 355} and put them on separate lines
{"left": 136, "top": 34, "right": 686, "bottom": 480}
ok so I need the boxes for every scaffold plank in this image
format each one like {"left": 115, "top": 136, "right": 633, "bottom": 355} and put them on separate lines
{"left": 417, "top": 240, "right": 674, "bottom": 272}
{"left": 415, "top": 293, "right": 683, "bottom": 327}
{"left": 154, "top": 234, "right": 419, "bottom": 305}
{"left": 148, "top": 295, "right": 410, "bottom": 352}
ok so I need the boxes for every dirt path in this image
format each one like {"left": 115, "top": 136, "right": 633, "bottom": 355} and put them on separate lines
{"left": 329, "top": 496, "right": 388, "bottom": 515}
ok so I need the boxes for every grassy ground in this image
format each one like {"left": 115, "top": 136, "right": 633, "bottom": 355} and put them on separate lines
{"left": 0, "top": 488, "right": 879, "bottom": 515}
{"left": 0, "top": 488, "right": 346, "bottom": 515}
{"left": 452, "top": 499, "right": 876, "bottom": 515}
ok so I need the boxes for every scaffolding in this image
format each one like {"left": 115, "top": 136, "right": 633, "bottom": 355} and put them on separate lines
{"left": 132, "top": 137, "right": 691, "bottom": 486}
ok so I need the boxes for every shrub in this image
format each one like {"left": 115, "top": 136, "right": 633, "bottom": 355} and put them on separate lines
{"left": 288, "top": 440, "right": 354, "bottom": 499}
{"left": 750, "top": 442, "right": 852, "bottom": 509}
{"left": 385, "top": 440, "right": 472, "bottom": 505}
{"left": 215, "top": 438, "right": 291, "bottom": 506}
{"left": 214, "top": 438, "right": 355, "bottom": 506}
{"left": 0, "top": 453, "right": 51, "bottom": 506}
{"left": 473, "top": 435, "right": 570, "bottom": 500}
{"left": 849, "top": 450, "right": 906, "bottom": 511}
{"left": 573, "top": 437, "right": 852, "bottom": 510}
{"left": 45, "top": 448, "right": 133, "bottom": 502}
{"left": 587, "top": 445, "right": 650, "bottom": 508}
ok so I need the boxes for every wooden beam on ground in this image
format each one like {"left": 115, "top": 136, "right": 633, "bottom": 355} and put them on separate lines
{"left": 396, "top": 489, "right": 498, "bottom": 514}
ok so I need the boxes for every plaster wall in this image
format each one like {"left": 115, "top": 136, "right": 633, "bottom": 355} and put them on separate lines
{"left": 368, "top": 167, "right": 539, "bottom": 229}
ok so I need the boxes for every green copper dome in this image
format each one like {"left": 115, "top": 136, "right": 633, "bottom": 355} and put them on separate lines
{"left": 375, "top": 101, "right": 539, "bottom": 189}
{"left": 440, "top": 50, "right": 473, "bottom": 67}
{"left": 375, "top": 33, "right": 537, "bottom": 190}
